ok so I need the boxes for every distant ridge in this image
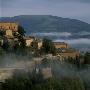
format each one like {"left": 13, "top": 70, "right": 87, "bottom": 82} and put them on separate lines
{"left": 0, "top": 15, "right": 90, "bottom": 34}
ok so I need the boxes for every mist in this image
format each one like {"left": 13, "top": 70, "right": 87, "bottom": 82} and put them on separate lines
{"left": 29, "top": 32, "right": 90, "bottom": 49}
{"left": 55, "top": 38, "right": 90, "bottom": 44}
{"left": 0, "top": 53, "right": 90, "bottom": 89}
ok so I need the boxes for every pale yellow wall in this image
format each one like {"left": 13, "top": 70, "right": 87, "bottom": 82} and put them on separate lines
{"left": 38, "top": 41, "right": 43, "bottom": 49}
{"left": 6, "top": 30, "right": 13, "bottom": 36}
{"left": 59, "top": 52, "right": 80, "bottom": 59}
{"left": 26, "top": 39, "right": 34, "bottom": 46}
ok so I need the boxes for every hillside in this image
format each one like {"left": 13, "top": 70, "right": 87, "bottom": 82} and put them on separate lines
{"left": 0, "top": 15, "right": 90, "bottom": 49}
{"left": 0, "top": 15, "right": 90, "bottom": 34}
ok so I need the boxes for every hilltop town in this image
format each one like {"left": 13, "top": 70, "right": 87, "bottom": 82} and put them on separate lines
{"left": 0, "top": 22, "right": 80, "bottom": 60}
{"left": 0, "top": 22, "right": 81, "bottom": 81}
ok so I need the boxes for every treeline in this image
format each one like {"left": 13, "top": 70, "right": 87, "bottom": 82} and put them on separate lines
{"left": 66, "top": 52, "right": 90, "bottom": 68}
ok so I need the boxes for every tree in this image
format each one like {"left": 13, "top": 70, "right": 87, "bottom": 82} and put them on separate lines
{"left": 84, "top": 52, "right": 90, "bottom": 64}
{"left": 17, "top": 25, "right": 26, "bottom": 49}
{"left": 0, "top": 47, "right": 5, "bottom": 56}
{"left": 31, "top": 41, "right": 38, "bottom": 50}
{"left": 42, "top": 38, "right": 56, "bottom": 55}
{"left": 17, "top": 36, "right": 26, "bottom": 54}
{"left": 2, "top": 40, "right": 9, "bottom": 52}
{"left": 0, "top": 30, "right": 5, "bottom": 37}
{"left": 18, "top": 25, "right": 26, "bottom": 36}
{"left": 75, "top": 55, "right": 80, "bottom": 68}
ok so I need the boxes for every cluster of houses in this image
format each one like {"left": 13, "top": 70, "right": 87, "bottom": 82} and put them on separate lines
{"left": 0, "top": 22, "right": 80, "bottom": 59}
{"left": 0, "top": 22, "right": 43, "bottom": 49}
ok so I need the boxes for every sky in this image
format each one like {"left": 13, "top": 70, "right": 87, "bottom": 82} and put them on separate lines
{"left": 0, "top": 0, "right": 90, "bottom": 23}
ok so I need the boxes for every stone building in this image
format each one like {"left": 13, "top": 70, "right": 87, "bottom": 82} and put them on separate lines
{"left": 25, "top": 37, "right": 43, "bottom": 49}
{"left": 53, "top": 42, "right": 69, "bottom": 49}
{"left": 58, "top": 49, "right": 80, "bottom": 59}
{"left": 0, "top": 22, "right": 19, "bottom": 37}
{"left": 0, "top": 22, "right": 18, "bottom": 31}
{"left": 0, "top": 22, "right": 19, "bottom": 46}
{"left": 24, "top": 36, "right": 35, "bottom": 47}
{"left": 36, "top": 39, "right": 43, "bottom": 49}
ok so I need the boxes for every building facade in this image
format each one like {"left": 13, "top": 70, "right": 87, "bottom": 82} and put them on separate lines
{"left": 59, "top": 51, "right": 80, "bottom": 59}
{"left": 0, "top": 22, "right": 18, "bottom": 37}
{"left": 53, "top": 42, "right": 69, "bottom": 49}
{"left": 37, "top": 39, "right": 43, "bottom": 49}
{"left": 24, "top": 36, "right": 35, "bottom": 47}
{"left": 0, "top": 22, "right": 18, "bottom": 31}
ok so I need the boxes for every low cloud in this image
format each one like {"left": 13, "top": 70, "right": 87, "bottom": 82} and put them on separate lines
{"left": 31, "top": 32, "right": 71, "bottom": 37}
{"left": 55, "top": 38, "right": 90, "bottom": 44}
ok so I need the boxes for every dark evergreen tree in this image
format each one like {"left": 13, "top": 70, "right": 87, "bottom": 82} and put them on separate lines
{"left": 84, "top": 52, "right": 90, "bottom": 64}
{"left": 18, "top": 25, "right": 26, "bottom": 36}
{"left": 42, "top": 38, "right": 56, "bottom": 55}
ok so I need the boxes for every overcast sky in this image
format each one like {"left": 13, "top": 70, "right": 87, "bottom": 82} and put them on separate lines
{"left": 0, "top": 0, "right": 90, "bottom": 23}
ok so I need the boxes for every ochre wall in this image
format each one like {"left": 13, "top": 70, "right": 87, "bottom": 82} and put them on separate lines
{"left": 0, "top": 22, "right": 18, "bottom": 31}
{"left": 5, "top": 30, "right": 13, "bottom": 36}
{"left": 59, "top": 51, "right": 80, "bottom": 59}
{"left": 54, "top": 44, "right": 69, "bottom": 49}
{"left": 54, "top": 43, "right": 69, "bottom": 49}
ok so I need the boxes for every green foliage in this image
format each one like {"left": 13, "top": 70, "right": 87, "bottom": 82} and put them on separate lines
{"left": 45, "top": 77, "right": 62, "bottom": 90}
{"left": 13, "top": 36, "right": 26, "bottom": 55}
{"left": 84, "top": 52, "right": 90, "bottom": 64}
{"left": 0, "top": 47, "right": 5, "bottom": 55}
{"left": 0, "top": 30, "right": 5, "bottom": 37}
{"left": 31, "top": 41, "right": 38, "bottom": 50}
{"left": 42, "top": 38, "right": 56, "bottom": 55}
{"left": 2, "top": 41, "right": 10, "bottom": 52}
{"left": 66, "top": 56, "right": 81, "bottom": 68}
{"left": 18, "top": 25, "right": 26, "bottom": 36}
{"left": 1, "top": 73, "right": 85, "bottom": 90}
{"left": 60, "top": 77, "right": 85, "bottom": 90}
{"left": 1, "top": 73, "right": 32, "bottom": 90}
{"left": 19, "top": 38, "right": 26, "bottom": 49}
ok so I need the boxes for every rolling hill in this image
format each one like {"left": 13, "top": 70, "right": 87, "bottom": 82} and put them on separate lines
{"left": 0, "top": 15, "right": 90, "bottom": 49}
{"left": 0, "top": 15, "right": 90, "bottom": 34}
